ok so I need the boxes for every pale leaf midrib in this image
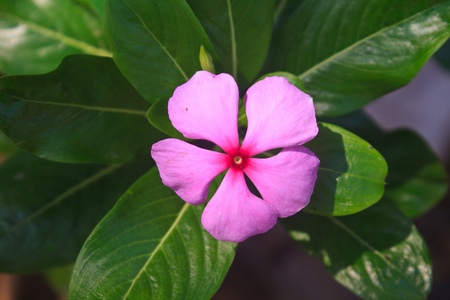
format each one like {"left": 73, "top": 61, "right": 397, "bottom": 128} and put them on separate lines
{"left": 120, "top": 0, "right": 189, "bottom": 81}
{"left": 0, "top": 12, "right": 112, "bottom": 57}
{"left": 298, "top": 4, "right": 445, "bottom": 80}
{"left": 122, "top": 203, "right": 190, "bottom": 299}
{"left": 318, "top": 167, "right": 386, "bottom": 184}
{"left": 327, "top": 216, "right": 424, "bottom": 295}
{"left": 2, "top": 94, "right": 147, "bottom": 116}
{"left": 226, "top": 0, "right": 238, "bottom": 79}
{"left": 1, "top": 164, "right": 122, "bottom": 238}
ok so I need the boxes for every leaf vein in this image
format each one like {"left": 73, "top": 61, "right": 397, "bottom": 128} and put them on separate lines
{"left": 0, "top": 12, "right": 112, "bottom": 57}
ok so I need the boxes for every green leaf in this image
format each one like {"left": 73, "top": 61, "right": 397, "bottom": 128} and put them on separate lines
{"left": 325, "top": 111, "right": 449, "bottom": 219}
{"left": 45, "top": 264, "right": 74, "bottom": 296}
{"left": 0, "top": 0, "right": 111, "bottom": 75}
{"left": 284, "top": 198, "right": 432, "bottom": 300}
{"left": 0, "top": 131, "right": 18, "bottom": 160}
{"left": 146, "top": 98, "right": 185, "bottom": 140}
{"left": 0, "top": 151, "right": 151, "bottom": 273}
{"left": 74, "top": 0, "right": 106, "bottom": 17}
{"left": 69, "top": 168, "right": 235, "bottom": 300}
{"left": 187, "top": 0, "right": 277, "bottom": 83}
{"left": 381, "top": 130, "right": 449, "bottom": 218}
{"left": 0, "top": 54, "right": 165, "bottom": 164}
{"left": 257, "top": 71, "right": 307, "bottom": 92}
{"left": 271, "top": 0, "right": 450, "bottom": 116}
{"left": 304, "top": 122, "right": 388, "bottom": 216}
{"left": 105, "top": 0, "right": 216, "bottom": 102}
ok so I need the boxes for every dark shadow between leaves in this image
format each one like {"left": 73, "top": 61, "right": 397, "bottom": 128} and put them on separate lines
{"left": 303, "top": 124, "right": 347, "bottom": 215}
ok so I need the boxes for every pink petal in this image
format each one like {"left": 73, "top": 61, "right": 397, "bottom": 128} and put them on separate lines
{"left": 244, "top": 146, "right": 320, "bottom": 218}
{"left": 151, "top": 139, "right": 230, "bottom": 205}
{"left": 241, "top": 76, "right": 319, "bottom": 156}
{"left": 168, "top": 71, "right": 240, "bottom": 154}
{"left": 201, "top": 168, "right": 278, "bottom": 243}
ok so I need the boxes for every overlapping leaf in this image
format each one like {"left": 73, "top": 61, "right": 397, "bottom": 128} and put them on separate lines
{"left": 187, "top": 0, "right": 277, "bottom": 84}
{"left": 69, "top": 168, "right": 235, "bottom": 300}
{"left": 0, "top": 0, "right": 110, "bottom": 75}
{"left": 284, "top": 198, "right": 432, "bottom": 300}
{"left": 0, "top": 55, "right": 165, "bottom": 164}
{"left": 305, "top": 122, "right": 387, "bottom": 216}
{"left": 0, "top": 151, "right": 151, "bottom": 273}
{"left": 271, "top": 0, "right": 450, "bottom": 116}
{"left": 326, "top": 111, "right": 448, "bottom": 218}
{"left": 105, "top": 0, "right": 216, "bottom": 102}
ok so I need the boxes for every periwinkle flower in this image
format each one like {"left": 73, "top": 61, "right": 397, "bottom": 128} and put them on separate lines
{"left": 151, "top": 71, "right": 319, "bottom": 243}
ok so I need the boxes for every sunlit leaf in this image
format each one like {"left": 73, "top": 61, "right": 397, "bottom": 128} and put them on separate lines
{"left": 271, "top": 0, "right": 450, "bottom": 116}
{"left": 0, "top": 0, "right": 110, "bottom": 75}
{"left": 69, "top": 168, "right": 235, "bottom": 300}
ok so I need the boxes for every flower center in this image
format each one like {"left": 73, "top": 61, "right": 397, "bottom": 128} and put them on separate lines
{"left": 230, "top": 152, "right": 248, "bottom": 169}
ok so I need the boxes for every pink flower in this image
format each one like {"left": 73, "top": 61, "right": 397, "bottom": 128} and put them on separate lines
{"left": 151, "top": 71, "right": 319, "bottom": 243}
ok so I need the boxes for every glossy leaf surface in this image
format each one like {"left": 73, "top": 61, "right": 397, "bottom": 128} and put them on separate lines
{"left": 284, "top": 199, "right": 432, "bottom": 300}
{"left": 105, "top": 0, "right": 215, "bottom": 102}
{"left": 305, "top": 122, "right": 387, "bottom": 216}
{"left": 0, "top": 151, "right": 151, "bottom": 273}
{"left": 0, "top": 55, "right": 164, "bottom": 164}
{"left": 69, "top": 168, "right": 235, "bottom": 299}
{"left": 187, "top": 0, "right": 277, "bottom": 83}
{"left": 326, "top": 111, "right": 448, "bottom": 218}
{"left": 0, "top": 0, "right": 110, "bottom": 75}
{"left": 271, "top": 0, "right": 450, "bottom": 116}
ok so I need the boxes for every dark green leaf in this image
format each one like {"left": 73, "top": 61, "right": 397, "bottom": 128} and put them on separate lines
{"left": 381, "top": 131, "right": 448, "bottom": 218}
{"left": 0, "top": 131, "right": 18, "bottom": 160}
{"left": 284, "top": 198, "right": 432, "bottom": 300}
{"left": 105, "top": 0, "right": 216, "bottom": 102}
{"left": 45, "top": 264, "right": 74, "bottom": 295}
{"left": 305, "top": 122, "right": 387, "bottom": 216}
{"left": 146, "top": 98, "right": 185, "bottom": 140}
{"left": 0, "top": 55, "right": 165, "bottom": 164}
{"left": 69, "top": 168, "right": 235, "bottom": 300}
{"left": 271, "top": 0, "right": 450, "bottom": 116}
{"left": 435, "top": 38, "right": 450, "bottom": 70}
{"left": 187, "top": 0, "right": 277, "bottom": 83}
{"left": 0, "top": 151, "right": 152, "bottom": 273}
{"left": 0, "top": 0, "right": 110, "bottom": 75}
{"left": 325, "top": 111, "right": 449, "bottom": 218}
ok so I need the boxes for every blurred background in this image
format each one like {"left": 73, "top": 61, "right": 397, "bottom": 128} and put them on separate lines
{"left": 1, "top": 45, "right": 449, "bottom": 300}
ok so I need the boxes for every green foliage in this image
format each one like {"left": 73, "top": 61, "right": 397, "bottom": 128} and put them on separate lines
{"left": 187, "top": 0, "right": 277, "bottom": 84}
{"left": 0, "top": 0, "right": 448, "bottom": 299}
{"left": 284, "top": 198, "right": 432, "bottom": 300}
{"left": 104, "top": 0, "right": 216, "bottom": 102}
{"left": 0, "top": 0, "right": 110, "bottom": 75}
{"left": 69, "top": 168, "right": 235, "bottom": 300}
{"left": 0, "top": 55, "right": 165, "bottom": 163}
{"left": 326, "top": 111, "right": 449, "bottom": 219}
{"left": 271, "top": 0, "right": 450, "bottom": 116}
{"left": 305, "top": 122, "right": 388, "bottom": 216}
{"left": 0, "top": 151, "right": 152, "bottom": 273}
